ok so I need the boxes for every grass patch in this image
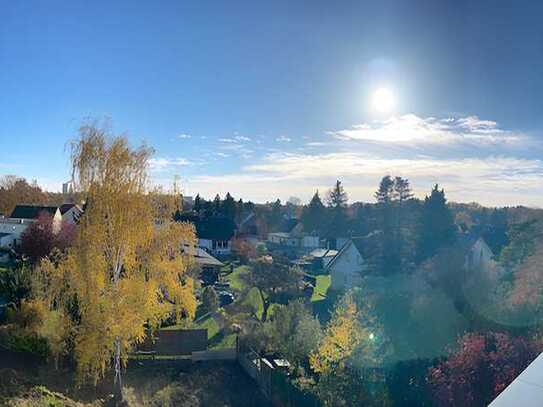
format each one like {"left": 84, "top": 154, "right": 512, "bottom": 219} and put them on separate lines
{"left": 195, "top": 316, "right": 220, "bottom": 340}
{"left": 161, "top": 315, "right": 218, "bottom": 339}
{"left": 240, "top": 287, "right": 263, "bottom": 319}
{"left": 208, "top": 332, "right": 237, "bottom": 350}
{"left": 311, "top": 274, "right": 331, "bottom": 302}
{"left": 224, "top": 265, "right": 250, "bottom": 291}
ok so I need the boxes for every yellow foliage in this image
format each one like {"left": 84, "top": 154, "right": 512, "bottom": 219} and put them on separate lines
{"left": 33, "top": 125, "right": 196, "bottom": 384}
{"left": 309, "top": 295, "right": 368, "bottom": 374}
{"left": 8, "top": 300, "right": 46, "bottom": 332}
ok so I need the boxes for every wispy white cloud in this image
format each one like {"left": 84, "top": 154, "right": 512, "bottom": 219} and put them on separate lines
{"left": 329, "top": 114, "right": 522, "bottom": 145}
{"left": 276, "top": 135, "right": 292, "bottom": 142}
{"left": 177, "top": 133, "right": 191, "bottom": 139}
{"left": 218, "top": 135, "right": 251, "bottom": 143}
{"left": 149, "top": 157, "right": 190, "bottom": 171}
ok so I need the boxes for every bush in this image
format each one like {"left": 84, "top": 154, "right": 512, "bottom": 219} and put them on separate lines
{"left": 7, "top": 300, "right": 46, "bottom": 331}
{"left": 255, "top": 243, "right": 267, "bottom": 257}
{"left": 3, "top": 332, "right": 48, "bottom": 357}
{"left": 202, "top": 286, "right": 219, "bottom": 313}
{"left": 0, "top": 266, "right": 32, "bottom": 306}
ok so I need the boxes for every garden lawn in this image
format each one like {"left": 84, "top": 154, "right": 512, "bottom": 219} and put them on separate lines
{"left": 224, "top": 265, "right": 250, "bottom": 291}
{"left": 311, "top": 274, "right": 331, "bottom": 302}
{"left": 161, "top": 314, "right": 219, "bottom": 339}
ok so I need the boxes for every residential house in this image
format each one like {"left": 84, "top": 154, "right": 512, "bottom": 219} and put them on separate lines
{"left": 237, "top": 212, "right": 261, "bottom": 243}
{"left": 326, "top": 238, "right": 368, "bottom": 291}
{"left": 182, "top": 243, "right": 224, "bottom": 285}
{"left": 59, "top": 203, "right": 83, "bottom": 224}
{"left": 0, "top": 205, "right": 62, "bottom": 249}
{"left": 457, "top": 233, "right": 498, "bottom": 274}
{"left": 10, "top": 205, "right": 62, "bottom": 231}
{"left": 267, "top": 218, "right": 320, "bottom": 257}
{"left": 308, "top": 248, "right": 339, "bottom": 270}
{"left": 292, "top": 248, "right": 339, "bottom": 273}
{"left": 176, "top": 213, "right": 237, "bottom": 257}
{"left": 196, "top": 217, "right": 237, "bottom": 256}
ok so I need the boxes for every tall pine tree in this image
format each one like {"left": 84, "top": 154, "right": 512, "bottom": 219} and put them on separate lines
{"left": 221, "top": 192, "right": 236, "bottom": 220}
{"left": 193, "top": 193, "right": 201, "bottom": 214}
{"left": 213, "top": 194, "right": 221, "bottom": 215}
{"left": 326, "top": 180, "right": 349, "bottom": 238}
{"left": 375, "top": 175, "right": 394, "bottom": 204}
{"left": 416, "top": 184, "right": 455, "bottom": 262}
{"left": 375, "top": 176, "right": 400, "bottom": 273}
{"left": 301, "top": 191, "right": 326, "bottom": 234}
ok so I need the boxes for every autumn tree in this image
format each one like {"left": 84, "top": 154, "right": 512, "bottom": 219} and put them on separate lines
{"left": 428, "top": 332, "right": 541, "bottom": 406}
{"left": 33, "top": 123, "right": 196, "bottom": 401}
{"left": 499, "top": 219, "right": 542, "bottom": 270}
{"left": 0, "top": 175, "right": 46, "bottom": 215}
{"left": 231, "top": 237, "right": 256, "bottom": 263}
{"left": 241, "top": 257, "right": 303, "bottom": 322}
{"left": 266, "top": 299, "right": 321, "bottom": 366}
{"left": 310, "top": 293, "right": 382, "bottom": 406}
{"left": 510, "top": 241, "right": 543, "bottom": 309}
{"left": 19, "top": 213, "right": 55, "bottom": 264}
{"left": 19, "top": 213, "right": 76, "bottom": 264}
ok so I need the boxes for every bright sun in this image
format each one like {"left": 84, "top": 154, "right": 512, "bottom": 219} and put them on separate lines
{"left": 372, "top": 87, "right": 395, "bottom": 113}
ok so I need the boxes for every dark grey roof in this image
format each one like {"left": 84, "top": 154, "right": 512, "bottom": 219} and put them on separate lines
{"left": 176, "top": 214, "right": 237, "bottom": 241}
{"left": 59, "top": 203, "right": 77, "bottom": 215}
{"left": 181, "top": 243, "right": 223, "bottom": 267}
{"left": 454, "top": 232, "right": 494, "bottom": 256}
{"left": 326, "top": 231, "right": 383, "bottom": 271}
{"left": 278, "top": 217, "right": 299, "bottom": 234}
{"left": 10, "top": 205, "right": 58, "bottom": 220}
{"left": 351, "top": 231, "right": 383, "bottom": 259}
{"left": 194, "top": 247, "right": 224, "bottom": 267}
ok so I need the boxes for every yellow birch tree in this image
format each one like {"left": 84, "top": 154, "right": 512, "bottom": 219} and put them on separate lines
{"left": 309, "top": 293, "right": 381, "bottom": 406}
{"left": 33, "top": 122, "right": 196, "bottom": 400}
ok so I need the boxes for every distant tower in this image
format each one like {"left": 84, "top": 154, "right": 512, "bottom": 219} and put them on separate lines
{"left": 62, "top": 180, "right": 74, "bottom": 195}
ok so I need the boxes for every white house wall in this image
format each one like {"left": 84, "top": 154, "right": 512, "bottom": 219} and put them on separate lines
{"left": 329, "top": 243, "right": 366, "bottom": 291}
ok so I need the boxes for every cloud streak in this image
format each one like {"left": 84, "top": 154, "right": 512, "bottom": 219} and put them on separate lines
{"left": 149, "top": 157, "right": 191, "bottom": 171}
{"left": 328, "top": 114, "right": 522, "bottom": 145}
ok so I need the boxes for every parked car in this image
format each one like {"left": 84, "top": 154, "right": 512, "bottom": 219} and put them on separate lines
{"left": 219, "top": 291, "right": 235, "bottom": 306}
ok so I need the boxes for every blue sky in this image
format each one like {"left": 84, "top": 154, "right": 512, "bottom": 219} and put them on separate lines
{"left": 1, "top": 0, "right": 542, "bottom": 206}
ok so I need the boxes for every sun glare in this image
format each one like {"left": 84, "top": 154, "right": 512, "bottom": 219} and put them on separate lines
{"left": 372, "top": 87, "right": 396, "bottom": 113}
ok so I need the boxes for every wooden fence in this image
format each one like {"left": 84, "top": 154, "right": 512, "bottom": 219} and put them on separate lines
{"left": 138, "top": 328, "right": 207, "bottom": 356}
